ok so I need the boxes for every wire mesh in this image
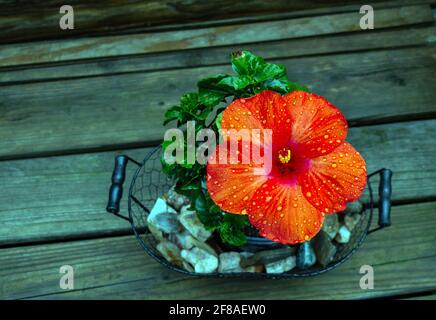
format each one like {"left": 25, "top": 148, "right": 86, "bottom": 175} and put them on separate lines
{"left": 127, "top": 146, "right": 374, "bottom": 278}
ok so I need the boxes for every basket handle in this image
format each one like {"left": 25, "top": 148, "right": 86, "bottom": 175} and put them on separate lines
{"left": 106, "top": 155, "right": 140, "bottom": 222}
{"left": 368, "top": 168, "right": 393, "bottom": 233}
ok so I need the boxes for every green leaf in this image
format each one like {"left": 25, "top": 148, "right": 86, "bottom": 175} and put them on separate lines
{"left": 195, "top": 193, "right": 223, "bottom": 231}
{"left": 287, "top": 81, "right": 310, "bottom": 93}
{"left": 219, "top": 213, "right": 249, "bottom": 246}
{"left": 231, "top": 51, "right": 264, "bottom": 76}
{"left": 254, "top": 63, "right": 286, "bottom": 83}
{"left": 195, "top": 106, "right": 213, "bottom": 121}
{"left": 197, "top": 74, "right": 233, "bottom": 107}
{"left": 261, "top": 79, "right": 287, "bottom": 93}
{"left": 218, "top": 213, "right": 249, "bottom": 247}
{"left": 180, "top": 92, "right": 200, "bottom": 112}
{"left": 199, "top": 89, "right": 227, "bottom": 107}
{"left": 263, "top": 76, "right": 310, "bottom": 94}
{"left": 220, "top": 229, "right": 247, "bottom": 247}
{"left": 218, "top": 75, "right": 251, "bottom": 91}
{"left": 163, "top": 105, "right": 182, "bottom": 125}
{"left": 222, "top": 213, "right": 250, "bottom": 228}
{"left": 215, "top": 112, "right": 223, "bottom": 131}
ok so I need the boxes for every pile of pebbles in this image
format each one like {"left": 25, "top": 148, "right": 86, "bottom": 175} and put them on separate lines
{"left": 146, "top": 186, "right": 363, "bottom": 274}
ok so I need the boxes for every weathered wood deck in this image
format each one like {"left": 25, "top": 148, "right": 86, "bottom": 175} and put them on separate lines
{"left": 0, "top": 0, "right": 435, "bottom": 300}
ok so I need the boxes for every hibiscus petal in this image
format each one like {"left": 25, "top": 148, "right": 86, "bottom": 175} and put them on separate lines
{"left": 220, "top": 90, "right": 293, "bottom": 148}
{"left": 283, "top": 91, "right": 348, "bottom": 158}
{"left": 247, "top": 178, "right": 324, "bottom": 244}
{"left": 206, "top": 143, "right": 268, "bottom": 215}
{"left": 299, "top": 142, "right": 367, "bottom": 214}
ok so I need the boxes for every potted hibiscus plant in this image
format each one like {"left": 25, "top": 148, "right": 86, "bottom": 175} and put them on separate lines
{"left": 152, "top": 51, "right": 370, "bottom": 275}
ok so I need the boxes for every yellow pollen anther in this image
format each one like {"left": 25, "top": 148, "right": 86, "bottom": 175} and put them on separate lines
{"left": 278, "top": 148, "right": 292, "bottom": 164}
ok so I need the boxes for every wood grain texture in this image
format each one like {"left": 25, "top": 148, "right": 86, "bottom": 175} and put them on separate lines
{"left": 1, "top": 46, "right": 435, "bottom": 159}
{"left": 1, "top": 201, "right": 435, "bottom": 300}
{"left": 0, "top": 5, "right": 433, "bottom": 67}
{"left": 1, "top": 25, "right": 435, "bottom": 85}
{"left": 0, "top": 119, "right": 435, "bottom": 246}
{"left": 0, "top": 148, "right": 151, "bottom": 246}
{"left": 0, "top": 0, "right": 354, "bottom": 44}
{"left": 1, "top": 0, "right": 429, "bottom": 44}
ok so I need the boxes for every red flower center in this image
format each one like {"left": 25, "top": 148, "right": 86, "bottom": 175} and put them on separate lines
{"left": 272, "top": 143, "right": 311, "bottom": 186}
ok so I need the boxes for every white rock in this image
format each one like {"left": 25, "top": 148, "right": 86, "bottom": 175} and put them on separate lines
{"left": 181, "top": 247, "right": 218, "bottom": 273}
{"left": 189, "top": 237, "right": 218, "bottom": 257}
{"left": 265, "top": 256, "right": 296, "bottom": 274}
{"left": 170, "top": 230, "right": 195, "bottom": 250}
{"left": 147, "top": 198, "right": 179, "bottom": 234}
{"left": 218, "top": 252, "right": 243, "bottom": 273}
{"left": 170, "top": 231, "right": 217, "bottom": 256}
{"left": 153, "top": 212, "right": 182, "bottom": 234}
{"left": 166, "top": 186, "right": 190, "bottom": 211}
{"left": 148, "top": 198, "right": 177, "bottom": 220}
{"left": 195, "top": 260, "right": 218, "bottom": 273}
{"left": 179, "top": 205, "right": 212, "bottom": 242}
{"left": 148, "top": 222, "right": 164, "bottom": 242}
{"left": 335, "top": 225, "right": 351, "bottom": 243}
{"left": 218, "top": 251, "right": 261, "bottom": 273}
{"left": 156, "top": 240, "right": 183, "bottom": 267}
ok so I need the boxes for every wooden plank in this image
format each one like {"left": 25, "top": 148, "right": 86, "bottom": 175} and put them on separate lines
{"left": 39, "top": 258, "right": 436, "bottom": 300}
{"left": 0, "top": 46, "right": 435, "bottom": 159}
{"left": 0, "top": 148, "right": 152, "bottom": 247}
{"left": 1, "top": 25, "right": 435, "bottom": 85}
{"left": 0, "top": 5, "right": 432, "bottom": 67}
{"left": 1, "top": 201, "right": 435, "bottom": 300}
{"left": 0, "top": 0, "right": 364, "bottom": 44}
{"left": 1, "top": 0, "right": 431, "bottom": 45}
{"left": 0, "top": 119, "right": 435, "bottom": 246}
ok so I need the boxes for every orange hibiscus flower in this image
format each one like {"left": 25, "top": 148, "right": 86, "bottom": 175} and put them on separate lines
{"left": 206, "top": 90, "right": 366, "bottom": 244}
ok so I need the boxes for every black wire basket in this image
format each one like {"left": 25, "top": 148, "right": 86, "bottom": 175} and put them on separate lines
{"left": 106, "top": 147, "right": 392, "bottom": 279}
